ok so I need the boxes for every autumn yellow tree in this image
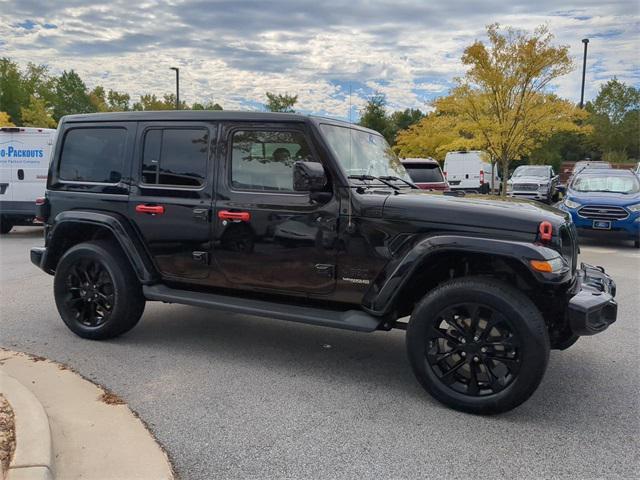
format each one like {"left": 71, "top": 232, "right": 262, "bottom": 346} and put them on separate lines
{"left": 0, "top": 111, "right": 14, "bottom": 127}
{"left": 397, "top": 24, "right": 588, "bottom": 194}
{"left": 20, "top": 96, "right": 57, "bottom": 128}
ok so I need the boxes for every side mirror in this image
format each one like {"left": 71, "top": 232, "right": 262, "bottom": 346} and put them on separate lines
{"left": 293, "top": 161, "right": 327, "bottom": 192}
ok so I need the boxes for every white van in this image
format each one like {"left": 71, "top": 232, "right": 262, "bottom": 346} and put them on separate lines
{"left": 0, "top": 126, "right": 56, "bottom": 233}
{"left": 443, "top": 150, "right": 500, "bottom": 194}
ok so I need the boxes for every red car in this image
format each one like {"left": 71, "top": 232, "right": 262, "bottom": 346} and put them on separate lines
{"left": 401, "top": 158, "right": 449, "bottom": 191}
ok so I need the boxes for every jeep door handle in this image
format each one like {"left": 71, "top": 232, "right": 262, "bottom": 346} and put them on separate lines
{"left": 217, "top": 210, "right": 250, "bottom": 222}
{"left": 135, "top": 204, "right": 165, "bottom": 215}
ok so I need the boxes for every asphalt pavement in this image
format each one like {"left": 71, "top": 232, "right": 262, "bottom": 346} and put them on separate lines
{"left": 1, "top": 227, "right": 639, "bottom": 479}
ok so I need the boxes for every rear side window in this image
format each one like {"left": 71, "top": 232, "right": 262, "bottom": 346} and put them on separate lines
{"left": 404, "top": 164, "right": 444, "bottom": 183}
{"left": 231, "top": 130, "right": 314, "bottom": 191}
{"left": 59, "top": 128, "right": 126, "bottom": 183}
{"left": 142, "top": 128, "right": 209, "bottom": 187}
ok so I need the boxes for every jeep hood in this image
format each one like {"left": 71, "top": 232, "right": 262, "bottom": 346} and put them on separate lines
{"left": 383, "top": 191, "right": 568, "bottom": 234}
{"left": 509, "top": 176, "right": 549, "bottom": 184}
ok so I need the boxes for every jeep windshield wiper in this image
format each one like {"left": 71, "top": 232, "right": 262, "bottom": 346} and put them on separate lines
{"left": 347, "top": 174, "right": 400, "bottom": 190}
{"left": 378, "top": 175, "right": 418, "bottom": 189}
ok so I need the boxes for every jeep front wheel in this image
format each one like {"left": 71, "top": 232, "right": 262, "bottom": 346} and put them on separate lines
{"left": 54, "top": 241, "right": 145, "bottom": 339}
{"left": 406, "top": 277, "right": 550, "bottom": 414}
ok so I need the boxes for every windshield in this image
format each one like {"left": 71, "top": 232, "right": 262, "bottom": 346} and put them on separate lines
{"left": 404, "top": 164, "right": 444, "bottom": 183}
{"left": 320, "top": 124, "right": 411, "bottom": 181}
{"left": 513, "top": 167, "right": 549, "bottom": 178}
{"left": 572, "top": 174, "right": 640, "bottom": 194}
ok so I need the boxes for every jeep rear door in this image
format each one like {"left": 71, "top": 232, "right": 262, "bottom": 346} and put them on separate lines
{"left": 211, "top": 122, "right": 338, "bottom": 294}
{"left": 128, "top": 122, "right": 216, "bottom": 280}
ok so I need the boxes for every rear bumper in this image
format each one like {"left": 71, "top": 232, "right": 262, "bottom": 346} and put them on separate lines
{"left": 30, "top": 246, "right": 48, "bottom": 271}
{"left": 568, "top": 263, "right": 617, "bottom": 336}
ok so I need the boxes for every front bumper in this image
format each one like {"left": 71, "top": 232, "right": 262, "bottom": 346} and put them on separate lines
{"left": 568, "top": 263, "right": 617, "bottom": 336}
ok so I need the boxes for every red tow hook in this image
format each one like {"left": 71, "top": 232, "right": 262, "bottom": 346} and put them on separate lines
{"left": 539, "top": 221, "right": 553, "bottom": 242}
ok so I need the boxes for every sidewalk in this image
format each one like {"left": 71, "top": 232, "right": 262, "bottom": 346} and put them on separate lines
{"left": 0, "top": 350, "right": 173, "bottom": 480}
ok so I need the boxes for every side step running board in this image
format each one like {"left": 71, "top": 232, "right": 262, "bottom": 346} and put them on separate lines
{"left": 143, "top": 284, "right": 382, "bottom": 332}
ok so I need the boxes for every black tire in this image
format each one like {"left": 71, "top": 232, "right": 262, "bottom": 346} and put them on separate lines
{"left": 54, "top": 240, "right": 145, "bottom": 339}
{"left": 406, "top": 277, "right": 550, "bottom": 414}
{"left": 634, "top": 239, "right": 640, "bottom": 249}
{"left": 0, "top": 216, "right": 13, "bottom": 234}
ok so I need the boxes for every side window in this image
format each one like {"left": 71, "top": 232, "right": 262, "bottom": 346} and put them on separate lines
{"left": 142, "top": 128, "right": 209, "bottom": 187}
{"left": 59, "top": 128, "right": 126, "bottom": 183}
{"left": 231, "top": 130, "right": 315, "bottom": 192}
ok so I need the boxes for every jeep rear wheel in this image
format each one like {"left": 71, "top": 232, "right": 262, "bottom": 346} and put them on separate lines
{"left": 54, "top": 241, "right": 145, "bottom": 339}
{"left": 406, "top": 277, "right": 549, "bottom": 414}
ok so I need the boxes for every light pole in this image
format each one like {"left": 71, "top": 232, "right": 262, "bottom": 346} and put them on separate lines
{"left": 169, "top": 67, "right": 180, "bottom": 110}
{"left": 579, "top": 39, "right": 589, "bottom": 108}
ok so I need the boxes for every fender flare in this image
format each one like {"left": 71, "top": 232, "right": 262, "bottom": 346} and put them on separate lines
{"left": 362, "top": 234, "right": 566, "bottom": 315}
{"left": 43, "top": 210, "right": 158, "bottom": 284}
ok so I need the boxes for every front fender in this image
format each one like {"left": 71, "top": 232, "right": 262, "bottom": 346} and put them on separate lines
{"left": 362, "top": 234, "right": 568, "bottom": 315}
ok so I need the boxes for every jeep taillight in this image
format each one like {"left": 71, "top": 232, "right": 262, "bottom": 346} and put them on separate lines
{"left": 479, "top": 169, "right": 485, "bottom": 184}
{"left": 35, "top": 197, "right": 49, "bottom": 223}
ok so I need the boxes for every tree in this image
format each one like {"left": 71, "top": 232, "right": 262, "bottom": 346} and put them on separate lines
{"left": 0, "top": 58, "right": 28, "bottom": 124}
{"left": 265, "top": 92, "right": 297, "bottom": 112}
{"left": 132, "top": 94, "right": 176, "bottom": 111}
{"left": 0, "top": 111, "right": 14, "bottom": 127}
{"left": 89, "top": 86, "right": 109, "bottom": 112}
{"left": 53, "top": 70, "right": 95, "bottom": 119}
{"left": 192, "top": 101, "right": 223, "bottom": 110}
{"left": 20, "top": 95, "right": 57, "bottom": 128}
{"left": 586, "top": 79, "right": 639, "bottom": 161}
{"left": 396, "top": 24, "right": 587, "bottom": 194}
{"left": 107, "top": 89, "right": 131, "bottom": 111}
{"left": 358, "top": 94, "right": 394, "bottom": 143}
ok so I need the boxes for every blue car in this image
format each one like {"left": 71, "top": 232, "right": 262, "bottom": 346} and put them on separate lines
{"left": 559, "top": 168, "right": 640, "bottom": 248}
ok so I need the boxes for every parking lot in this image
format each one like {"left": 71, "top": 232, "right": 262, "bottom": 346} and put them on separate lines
{"left": 1, "top": 227, "right": 638, "bottom": 479}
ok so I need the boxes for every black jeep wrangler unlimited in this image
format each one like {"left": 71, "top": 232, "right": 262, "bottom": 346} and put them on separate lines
{"left": 31, "top": 111, "right": 617, "bottom": 414}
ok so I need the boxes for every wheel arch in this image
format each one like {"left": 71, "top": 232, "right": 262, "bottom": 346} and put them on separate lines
{"left": 43, "top": 210, "right": 158, "bottom": 284}
{"left": 363, "top": 235, "right": 562, "bottom": 317}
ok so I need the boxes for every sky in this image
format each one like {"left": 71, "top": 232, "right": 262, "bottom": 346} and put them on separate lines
{"left": 1, "top": 0, "right": 638, "bottom": 119}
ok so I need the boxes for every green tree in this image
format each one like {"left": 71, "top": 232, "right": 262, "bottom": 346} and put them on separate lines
{"left": 265, "top": 92, "right": 297, "bottom": 112}
{"left": 107, "top": 90, "right": 131, "bottom": 111}
{"left": 89, "top": 86, "right": 109, "bottom": 112}
{"left": 388, "top": 108, "right": 424, "bottom": 144}
{"left": 586, "top": 79, "right": 640, "bottom": 161}
{"left": 53, "top": 70, "right": 95, "bottom": 119}
{"left": 358, "top": 94, "right": 394, "bottom": 144}
{"left": 0, "top": 58, "right": 28, "bottom": 124}
{"left": 20, "top": 95, "right": 57, "bottom": 128}
{"left": 192, "top": 101, "right": 223, "bottom": 110}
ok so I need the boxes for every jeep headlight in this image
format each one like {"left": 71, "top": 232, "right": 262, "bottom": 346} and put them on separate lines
{"left": 564, "top": 199, "right": 581, "bottom": 209}
{"left": 627, "top": 203, "right": 640, "bottom": 212}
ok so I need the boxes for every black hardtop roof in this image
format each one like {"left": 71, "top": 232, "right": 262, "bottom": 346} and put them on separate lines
{"left": 60, "top": 110, "right": 380, "bottom": 134}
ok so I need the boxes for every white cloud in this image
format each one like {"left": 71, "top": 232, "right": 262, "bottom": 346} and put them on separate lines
{"left": 1, "top": 0, "right": 638, "bottom": 118}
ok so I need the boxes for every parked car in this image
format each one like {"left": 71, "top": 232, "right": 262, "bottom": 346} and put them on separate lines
{"left": 31, "top": 111, "right": 617, "bottom": 414}
{"left": 443, "top": 150, "right": 500, "bottom": 194}
{"left": 400, "top": 157, "right": 449, "bottom": 191}
{"left": 0, "top": 126, "right": 56, "bottom": 234}
{"left": 566, "top": 160, "right": 611, "bottom": 187}
{"left": 507, "top": 165, "right": 559, "bottom": 203}
{"left": 559, "top": 168, "right": 640, "bottom": 248}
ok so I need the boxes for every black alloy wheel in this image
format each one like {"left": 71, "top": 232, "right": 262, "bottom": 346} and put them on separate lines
{"left": 63, "top": 258, "right": 115, "bottom": 328}
{"left": 425, "top": 303, "right": 520, "bottom": 396}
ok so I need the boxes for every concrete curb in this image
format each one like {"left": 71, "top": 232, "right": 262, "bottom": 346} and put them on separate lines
{"left": 0, "top": 371, "right": 54, "bottom": 480}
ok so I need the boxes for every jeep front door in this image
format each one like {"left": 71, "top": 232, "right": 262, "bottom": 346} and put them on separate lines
{"left": 212, "top": 124, "right": 338, "bottom": 294}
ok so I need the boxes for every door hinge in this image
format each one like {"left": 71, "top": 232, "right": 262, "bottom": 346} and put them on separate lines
{"left": 314, "top": 264, "right": 335, "bottom": 278}
{"left": 192, "top": 251, "right": 209, "bottom": 264}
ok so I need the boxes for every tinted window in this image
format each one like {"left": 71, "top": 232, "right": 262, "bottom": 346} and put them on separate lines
{"left": 59, "top": 128, "right": 126, "bottom": 183}
{"left": 404, "top": 164, "right": 444, "bottom": 183}
{"left": 142, "top": 128, "right": 208, "bottom": 187}
{"left": 231, "top": 130, "right": 314, "bottom": 191}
